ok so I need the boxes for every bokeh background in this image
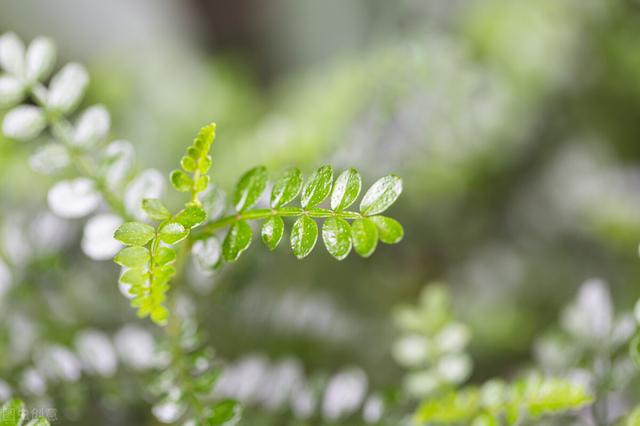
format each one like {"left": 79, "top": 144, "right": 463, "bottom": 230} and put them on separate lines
{"left": 2, "top": 0, "right": 640, "bottom": 424}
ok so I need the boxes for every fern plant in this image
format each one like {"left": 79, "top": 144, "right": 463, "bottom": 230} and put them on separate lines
{"left": 0, "top": 31, "right": 403, "bottom": 424}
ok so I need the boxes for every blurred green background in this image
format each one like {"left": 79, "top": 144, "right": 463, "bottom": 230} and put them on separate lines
{"left": 2, "top": 0, "right": 640, "bottom": 424}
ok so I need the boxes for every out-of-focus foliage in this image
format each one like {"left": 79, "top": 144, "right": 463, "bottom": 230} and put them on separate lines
{"left": 2, "top": 0, "right": 640, "bottom": 424}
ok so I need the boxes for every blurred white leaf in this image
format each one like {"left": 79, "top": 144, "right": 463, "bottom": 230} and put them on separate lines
{"left": 435, "top": 323, "right": 471, "bottom": 353}
{"left": 19, "top": 368, "right": 46, "bottom": 396}
{"left": 562, "top": 278, "right": 613, "bottom": 342}
{"left": 362, "top": 394, "right": 384, "bottom": 424}
{"left": 25, "top": 37, "right": 56, "bottom": 82}
{"left": 73, "top": 105, "right": 110, "bottom": 147}
{"left": 322, "top": 368, "right": 368, "bottom": 421}
{"left": 47, "top": 178, "right": 101, "bottom": 218}
{"left": 36, "top": 344, "right": 82, "bottom": 382}
{"left": 392, "top": 334, "right": 429, "bottom": 368}
{"left": 124, "top": 169, "right": 165, "bottom": 220}
{"left": 201, "top": 184, "right": 227, "bottom": 221}
{"left": 0, "top": 258, "right": 11, "bottom": 300}
{"left": 0, "top": 32, "right": 25, "bottom": 76}
{"left": 47, "top": 62, "right": 88, "bottom": 113}
{"left": 114, "top": 325, "right": 156, "bottom": 370}
{"left": 191, "top": 237, "right": 221, "bottom": 273}
{"left": 81, "top": 214, "right": 123, "bottom": 260}
{"left": 0, "top": 379, "right": 12, "bottom": 401}
{"left": 29, "top": 142, "right": 70, "bottom": 174}
{"left": 404, "top": 370, "right": 438, "bottom": 398}
{"left": 152, "top": 395, "right": 187, "bottom": 424}
{"left": 103, "top": 140, "right": 135, "bottom": 189}
{"left": 0, "top": 75, "right": 24, "bottom": 107}
{"left": 2, "top": 105, "right": 46, "bottom": 141}
{"left": 75, "top": 330, "right": 118, "bottom": 377}
{"left": 436, "top": 353, "right": 472, "bottom": 384}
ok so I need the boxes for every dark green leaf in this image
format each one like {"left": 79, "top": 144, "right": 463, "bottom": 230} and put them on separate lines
{"left": 369, "top": 216, "right": 404, "bottom": 244}
{"left": 158, "top": 221, "right": 189, "bottom": 244}
{"left": 114, "top": 222, "right": 155, "bottom": 246}
{"left": 207, "top": 400, "right": 241, "bottom": 425}
{"left": 222, "top": 220, "right": 252, "bottom": 262}
{"left": 0, "top": 399, "right": 25, "bottom": 426}
{"left": 291, "top": 216, "right": 318, "bottom": 259}
{"left": 331, "top": 168, "right": 361, "bottom": 211}
{"left": 233, "top": 166, "right": 268, "bottom": 212}
{"left": 271, "top": 167, "right": 303, "bottom": 208}
{"left": 301, "top": 165, "right": 333, "bottom": 208}
{"left": 175, "top": 205, "right": 207, "bottom": 229}
{"left": 261, "top": 216, "right": 284, "bottom": 250}
{"left": 322, "top": 217, "right": 352, "bottom": 260}
{"left": 142, "top": 198, "right": 171, "bottom": 221}
{"left": 114, "top": 246, "right": 150, "bottom": 268}
{"left": 360, "top": 174, "right": 402, "bottom": 216}
{"left": 170, "top": 169, "right": 193, "bottom": 192}
{"left": 351, "top": 218, "right": 378, "bottom": 257}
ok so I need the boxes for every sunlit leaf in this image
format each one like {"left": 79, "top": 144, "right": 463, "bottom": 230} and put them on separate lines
{"left": 114, "top": 222, "right": 155, "bottom": 246}
{"left": 222, "top": 220, "right": 252, "bottom": 262}
{"left": 331, "top": 168, "right": 361, "bottom": 211}
{"left": 156, "top": 247, "right": 177, "bottom": 266}
{"left": 271, "top": 167, "right": 303, "bottom": 208}
{"left": 142, "top": 198, "right": 171, "bottom": 221}
{"left": 158, "top": 221, "right": 189, "bottom": 244}
{"left": 369, "top": 216, "right": 404, "bottom": 244}
{"left": 233, "top": 166, "right": 268, "bottom": 212}
{"left": 170, "top": 170, "right": 193, "bottom": 192}
{"left": 175, "top": 205, "right": 207, "bottom": 229}
{"left": 351, "top": 218, "right": 378, "bottom": 257}
{"left": 0, "top": 398, "right": 25, "bottom": 426}
{"left": 291, "top": 216, "right": 318, "bottom": 259}
{"left": 301, "top": 165, "right": 333, "bottom": 208}
{"left": 261, "top": 216, "right": 284, "bottom": 251}
{"left": 360, "top": 175, "right": 402, "bottom": 216}
{"left": 322, "top": 217, "right": 352, "bottom": 260}
{"left": 114, "top": 246, "right": 150, "bottom": 268}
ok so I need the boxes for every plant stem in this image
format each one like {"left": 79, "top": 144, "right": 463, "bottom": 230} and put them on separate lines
{"left": 193, "top": 207, "right": 364, "bottom": 239}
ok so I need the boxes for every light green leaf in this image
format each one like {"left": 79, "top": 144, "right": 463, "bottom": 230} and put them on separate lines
{"left": 261, "top": 216, "right": 284, "bottom": 250}
{"left": 142, "top": 198, "right": 171, "bottom": 221}
{"left": 151, "top": 306, "right": 169, "bottom": 325}
{"left": 415, "top": 389, "right": 481, "bottom": 424}
{"left": 170, "top": 169, "right": 193, "bottom": 192}
{"left": 114, "top": 246, "right": 150, "bottom": 268}
{"left": 192, "top": 237, "right": 222, "bottom": 271}
{"left": 233, "top": 166, "right": 268, "bottom": 212}
{"left": 159, "top": 221, "right": 189, "bottom": 244}
{"left": 222, "top": 220, "right": 252, "bottom": 262}
{"left": 155, "top": 247, "right": 177, "bottom": 265}
{"left": 369, "top": 216, "right": 404, "bottom": 244}
{"left": 195, "top": 174, "right": 209, "bottom": 192}
{"left": 322, "top": 217, "right": 352, "bottom": 260}
{"left": 291, "top": 216, "right": 318, "bottom": 259}
{"left": 360, "top": 174, "right": 402, "bottom": 216}
{"left": 0, "top": 398, "right": 25, "bottom": 426}
{"left": 351, "top": 218, "right": 378, "bottom": 257}
{"left": 114, "top": 222, "right": 155, "bottom": 246}
{"left": 25, "top": 417, "right": 50, "bottom": 426}
{"left": 301, "top": 165, "right": 333, "bottom": 208}
{"left": 175, "top": 205, "right": 207, "bottom": 229}
{"left": 180, "top": 155, "right": 196, "bottom": 173}
{"left": 271, "top": 167, "right": 303, "bottom": 208}
{"left": 120, "top": 268, "right": 148, "bottom": 286}
{"left": 331, "top": 168, "right": 361, "bottom": 211}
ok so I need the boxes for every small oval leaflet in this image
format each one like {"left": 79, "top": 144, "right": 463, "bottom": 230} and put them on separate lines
{"left": 351, "top": 218, "right": 378, "bottom": 257}
{"left": 0, "top": 32, "right": 25, "bottom": 76}
{"left": 331, "top": 168, "right": 361, "bottom": 211}
{"left": 170, "top": 170, "right": 193, "bottom": 193}
{"left": 271, "top": 167, "right": 303, "bottom": 208}
{"left": 322, "top": 217, "right": 352, "bottom": 260}
{"left": 159, "top": 221, "right": 189, "bottom": 245}
{"left": 369, "top": 216, "right": 404, "bottom": 244}
{"left": 73, "top": 105, "right": 110, "bottom": 147}
{"left": 142, "top": 198, "right": 171, "bottom": 221}
{"left": 301, "top": 165, "right": 333, "bottom": 208}
{"left": 261, "top": 216, "right": 284, "bottom": 251}
{"left": 114, "top": 222, "right": 155, "bottom": 246}
{"left": 47, "top": 62, "right": 89, "bottom": 113}
{"left": 223, "top": 220, "right": 252, "bottom": 262}
{"left": 103, "top": 140, "right": 135, "bottom": 189}
{"left": 233, "top": 166, "right": 268, "bottom": 212}
{"left": 29, "top": 142, "right": 70, "bottom": 174}
{"left": 2, "top": 105, "right": 46, "bottom": 141}
{"left": 47, "top": 178, "right": 101, "bottom": 219}
{"left": 25, "top": 36, "right": 56, "bottom": 82}
{"left": 201, "top": 184, "right": 227, "bottom": 221}
{"left": 360, "top": 174, "right": 403, "bottom": 216}
{"left": 175, "top": 205, "right": 207, "bottom": 229}
{"left": 114, "top": 246, "right": 150, "bottom": 269}
{"left": 291, "top": 216, "right": 318, "bottom": 259}
{"left": 0, "top": 75, "right": 24, "bottom": 107}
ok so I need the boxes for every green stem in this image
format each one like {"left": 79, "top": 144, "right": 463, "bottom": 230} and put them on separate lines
{"left": 193, "top": 207, "right": 364, "bottom": 239}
